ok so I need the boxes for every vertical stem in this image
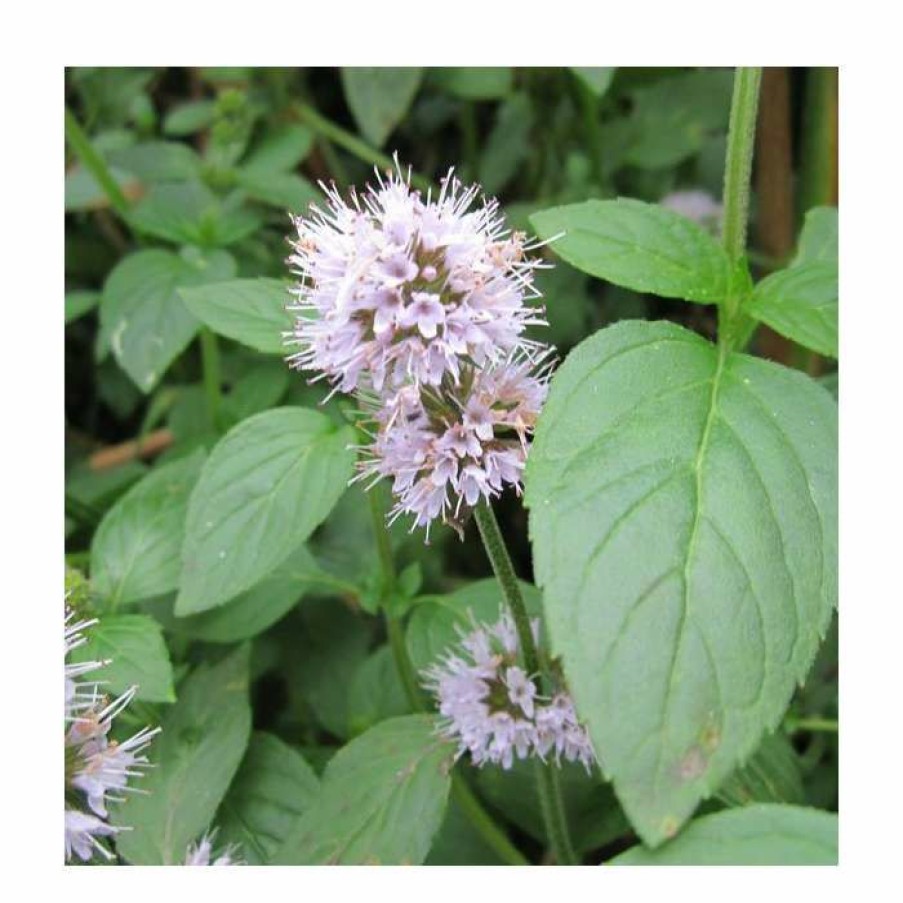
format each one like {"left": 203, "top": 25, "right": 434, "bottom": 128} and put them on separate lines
{"left": 64, "top": 107, "right": 132, "bottom": 219}
{"left": 719, "top": 67, "right": 763, "bottom": 345}
{"left": 364, "top": 484, "right": 529, "bottom": 866}
{"left": 472, "top": 501, "right": 579, "bottom": 865}
{"left": 199, "top": 327, "right": 222, "bottom": 429}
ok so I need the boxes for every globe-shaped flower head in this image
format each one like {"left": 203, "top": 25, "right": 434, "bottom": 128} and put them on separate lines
{"left": 286, "top": 161, "right": 548, "bottom": 395}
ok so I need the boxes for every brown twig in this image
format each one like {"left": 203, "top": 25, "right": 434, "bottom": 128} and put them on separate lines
{"left": 88, "top": 428, "right": 174, "bottom": 471}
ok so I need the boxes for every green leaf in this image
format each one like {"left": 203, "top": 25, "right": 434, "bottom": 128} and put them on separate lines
{"left": 163, "top": 100, "right": 217, "bottom": 136}
{"left": 530, "top": 199, "right": 732, "bottom": 304}
{"left": 747, "top": 262, "right": 838, "bottom": 358}
{"left": 478, "top": 92, "right": 534, "bottom": 196}
{"left": 237, "top": 169, "right": 320, "bottom": 212}
{"left": 91, "top": 450, "right": 206, "bottom": 608}
{"left": 107, "top": 141, "right": 202, "bottom": 183}
{"left": 100, "top": 248, "right": 236, "bottom": 392}
{"left": 65, "top": 290, "right": 99, "bottom": 323}
{"left": 571, "top": 67, "right": 616, "bottom": 99}
{"left": 172, "top": 545, "right": 331, "bottom": 643}
{"left": 340, "top": 68, "right": 423, "bottom": 147}
{"left": 406, "top": 577, "right": 543, "bottom": 674}
{"left": 242, "top": 124, "right": 315, "bottom": 173}
{"left": 625, "top": 69, "right": 734, "bottom": 169}
{"left": 128, "top": 182, "right": 260, "bottom": 248}
{"left": 68, "top": 613, "right": 175, "bottom": 703}
{"left": 272, "top": 715, "right": 454, "bottom": 864}
{"left": 346, "top": 646, "right": 410, "bottom": 736}
{"left": 178, "top": 277, "right": 292, "bottom": 355}
{"left": 425, "top": 799, "right": 505, "bottom": 865}
{"left": 793, "top": 206, "right": 838, "bottom": 267}
{"left": 525, "top": 320, "right": 837, "bottom": 846}
{"left": 223, "top": 361, "right": 289, "bottom": 425}
{"left": 177, "top": 408, "right": 355, "bottom": 614}
{"left": 113, "top": 645, "right": 252, "bottom": 864}
{"left": 610, "top": 804, "right": 837, "bottom": 865}
{"left": 65, "top": 163, "right": 142, "bottom": 211}
{"left": 434, "top": 67, "right": 513, "bottom": 100}
{"left": 216, "top": 732, "right": 320, "bottom": 864}
{"left": 715, "top": 732, "right": 804, "bottom": 807}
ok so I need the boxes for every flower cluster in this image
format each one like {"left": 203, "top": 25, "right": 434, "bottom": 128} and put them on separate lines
{"left": 287, "top": 161, "right": 554, "bottom": 536}
{"left": 65, "top": 604, "right": 159, "bottom": 863}
{"left": 423, "top": 613, "right": 595, "bottom": 772}
{"left": 184, "top": 831, "right": 242, "bottom": 866}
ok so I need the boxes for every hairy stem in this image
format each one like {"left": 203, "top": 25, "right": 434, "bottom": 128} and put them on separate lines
{"left": 64, "top": 107, "right": 132, "bottom": 219}
{"left": 364, "top": 485, "right": 529, "bottom": 865}
{"left": 719, "top": 67, "right": 762, "bottom": 345}
{"left": 294, "top": 103, "right": 432, "bottom": 193}
{"left": 472, "top": 501, "right": 579, "bottom": 865}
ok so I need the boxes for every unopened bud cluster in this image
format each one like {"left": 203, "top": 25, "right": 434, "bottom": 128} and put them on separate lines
{"left": 287, "top": 161, "right": 554, "bottom": 537}
{"left": 424, "top": 614, "right": 595, "bottom": 772}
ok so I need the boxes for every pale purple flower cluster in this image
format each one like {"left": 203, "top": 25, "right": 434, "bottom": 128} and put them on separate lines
{"left": 286, "top": 161, "right": 554, "bottom": 535}
{"left": 424, "top": 613, "right": 596, "bottom": 772}
{"left": 64, "top": 605, "right": 159, "bottom": 863}
{"left": 184, "top": 831, "right": 243, "bottom": 866}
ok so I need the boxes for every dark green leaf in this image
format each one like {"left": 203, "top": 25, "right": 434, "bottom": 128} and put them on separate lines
{"left": 65, "top": 290, "right": 100, "bottom": 323}
{"left": 242, "top": 124, "right": 315, "bottom": 173}
{"left": 272, "top": 715, "right": 454, "bottom": 864}
{"left": 531, "top": 199, "right": 732, "bottom": 304}
{"left": 434, "top": 67, "right": 513, "bottom": 100}
{"left": 526, "top": 320, "right": 837, "bottom": 845}
{"left": 715, "top": 732, "right": 805, "bottom": 807}
{"left": 113, "top": 645, "right": 252, "bottom": 864}
{"left": 107, "top": 141, "right": 202, "bottom": 182}
{"left": 479, "top": 92, "right": 534, "bottom": 196}
{"left": 347, "top": 646, "right": 410, "bottom": 736}
{"left": 216, "top": 732, "right": 320, "bottom": 864}
{"left": 223, "top": 361, "right": 289, "bottom": 424}
{"left": 100, "top": 247, "right": 236, "bottom": 392}
{"left": 179, "top": 277, "right": 292, "bottom": 355}
{"left": 91, "top": 450, "right": 205, "bottom": 608}
{"left": 68, "top": 613, "right": 175, "bottom": 703}
{"left": 340, "top": 68, "right": 423, "bottom": 147}
{"left": 177, "top": 408, "right": 355, "bottom": 614}
{"left": 610, "top": 804, "right": 837, "bottom": 865}
{"left": 237, "top": 169, "right": 319, "bottom": 212}
{"left": 163, "top": 100, "right": 217, "bottom": 136}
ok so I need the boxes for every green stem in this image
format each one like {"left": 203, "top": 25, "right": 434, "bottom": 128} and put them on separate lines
{"left": 64, "top": 107, "right": 132, "bottom": 218}
{"left": 472, "top": 501, "right": 578, "bottom": 865}
{"left": 199, "top": 328, "right": 222, "bottom": 429}
{"left": 294, "top": 103, "right": 432, "bottom": 193}
{"left": 719, "top": 67, "right": 762, "bottom": 344}
{"left": 364, "top": 485, "right": 528, "bottom": 865}
{"left": 458, "top": 104, "right": 479, "bottom": 182}
{"left": 786, "top": 716, "right": 838, "bottom": 734}
{"left": 577, "top": 83, "right": 603, "bottom": 185}
{"left": 798, "top": 67, "right": 838, "bottom": 219}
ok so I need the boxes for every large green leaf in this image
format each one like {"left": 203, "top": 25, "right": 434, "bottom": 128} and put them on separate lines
{"left": 68, "top": 613, "right": 175, "bottom": 703}
{"left": 113, "top": 645, "right": 252, "bottom": 864}
{"left": 216, "top": 732, "right": 320, "bottom": 864}
{"left": 179, "top": 278, "right": 292, "bottom": 355}
{"left": 340, "top": 68, "right": 423, "bottom": 147}
{"left": 747, "top": 263, "right": 838, "bottom": 358}
{"left": 346, "top": 646, "right": 410, "bottom": 736}
{"left": 91, "top": 449, "right": 205, "bottom": 608}
{"left": 531, "top": 199, "right": 732, "bottom": 304}
{"left": 526, "top": 320, "right": 837, "bottom": 846}
{"left": 100, "top": 248, "right": 236, "bottom": 392}
{"left": 177, "top": 408, "right": 355, "bottom": 614}
{"left": 793, "top": 206, "right": 838, "bottom": 267}
{"left": 272, "top": 715, "right": 454, "bottom": 864}
{"left": 610, "top": 804, "right": 837, "bottom": 865}
{"left": 406, "top": 577, "right": 543, "bottom": 675}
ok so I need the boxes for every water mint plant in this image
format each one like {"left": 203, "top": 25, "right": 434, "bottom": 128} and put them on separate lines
{"left": 64, "top": 66, "right": 838, "bottom": 866}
